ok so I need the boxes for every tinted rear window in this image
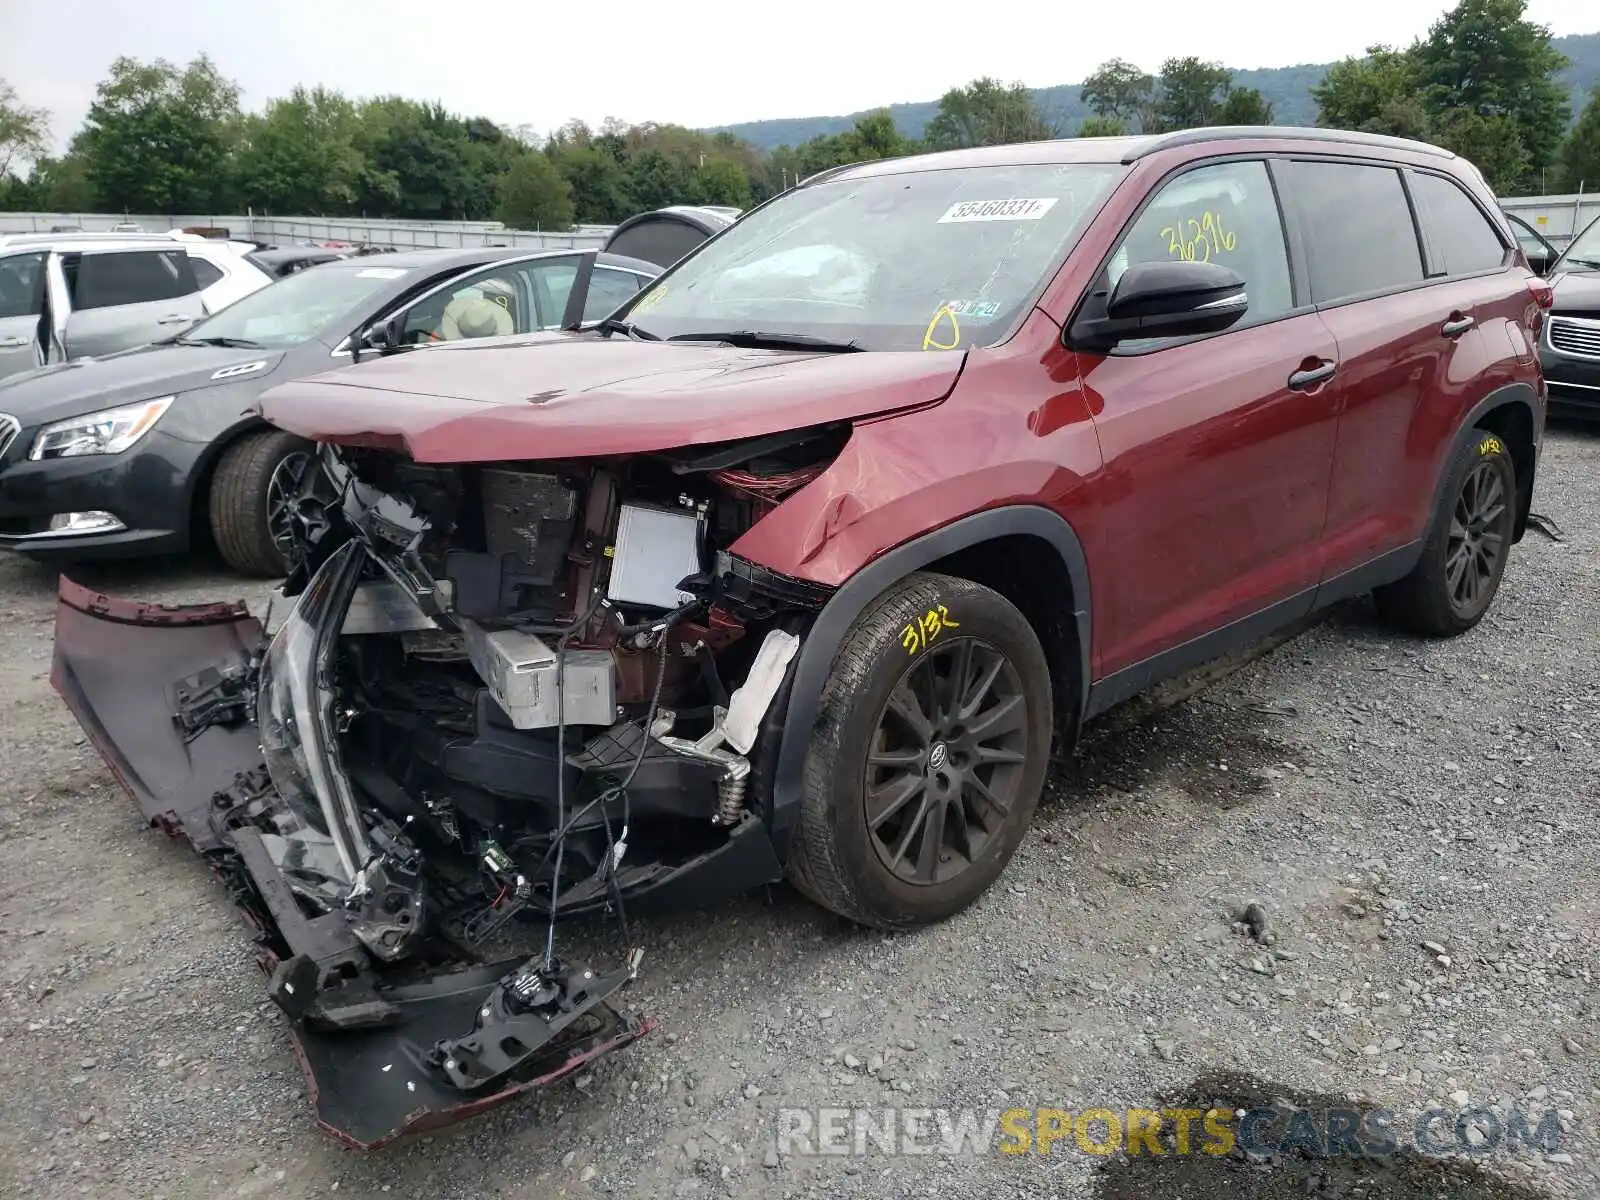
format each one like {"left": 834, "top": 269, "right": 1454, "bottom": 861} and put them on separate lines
{"left": 73, "top": 249, "right": 197, "bottom": 309}
{"left": 1408, "top": 172, "right": 1507, "bottom": 277}
{"left": 1293, "top": 163, "right": 1423, "bottom": 304}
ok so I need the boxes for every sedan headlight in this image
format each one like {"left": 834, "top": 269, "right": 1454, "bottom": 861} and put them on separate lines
{"left": 29, "top": 396, "right": 174, "bottom": 461}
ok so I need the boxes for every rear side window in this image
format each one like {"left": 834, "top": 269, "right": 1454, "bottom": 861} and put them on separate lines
{"left": 189, "top": 257, "right": 225, "bottom": 289}
{"left": 1408, "top": 172, "right": 1507, "bottom": 277}
{"left": 73, "top": 250, "right": 197, "bottom": 310}
{"left": 0, "top": 252, "right": 46, "bottom": 319}
{"left": 1292, "top": 162, "right": 1423, "bottom": 303}
{"left": 582, "top": 267, "right": 645, "bottom": 323}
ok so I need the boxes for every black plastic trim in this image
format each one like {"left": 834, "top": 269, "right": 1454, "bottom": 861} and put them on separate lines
{"left": 767, "top": 506, "right": 1092, "bottom": 849}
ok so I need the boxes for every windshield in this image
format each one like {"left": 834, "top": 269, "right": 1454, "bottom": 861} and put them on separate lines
{"left": 622, "top": 163, "right": 1125, "bottom": 351}
{"left": 183, "top": 262, "right": 413, "bottom": 347}
{"left": 1559, "top": 213, "right": 1600, "bottom": 270}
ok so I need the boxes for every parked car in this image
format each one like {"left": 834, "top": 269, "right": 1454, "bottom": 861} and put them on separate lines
{"left": 51, "top": 127, "right": 1548, "bottom": 1146}
{"left": 0, "top": 246, "right": 660, "bottom": 574}
{"left": 1534, "top": 212, "right": 1600, "bottom": 418}
{"left": 245, "top": 245, "right": 360, "bottom": 278}
{"left": 0, "top": 238, "right": 274, "bottom": 383}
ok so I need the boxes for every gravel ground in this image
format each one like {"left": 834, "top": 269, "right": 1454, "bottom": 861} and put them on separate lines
{"left": 0, "top": 427, "right": 1596, "bottom": 1200}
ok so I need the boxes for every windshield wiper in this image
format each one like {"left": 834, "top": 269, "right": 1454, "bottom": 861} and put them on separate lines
{"left": 172, "top": 335, "right": 266, "bottom": 349}
{"left": 595, "top": 317, "right": 660, "bottom": 341}
{"left": 667, "top": 330, "right": 865, "bottom": 353}
{"left": 1561, "top": 257, "right": 1600, "bottom": 271}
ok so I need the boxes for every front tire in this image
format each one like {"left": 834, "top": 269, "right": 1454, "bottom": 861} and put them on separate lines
{"left": 1375, "top": 427, "right": 1516, "bottom": 637}
{"left": 208, "top": 430, "right": 314, "bottom": 578}
{"left": 786, "top": 572, "right": 1053, "bottom": 929}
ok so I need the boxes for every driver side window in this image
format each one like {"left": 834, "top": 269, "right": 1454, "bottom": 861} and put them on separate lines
{"left": 1107, "top": 160, "right": 1293, "bottom": 349}
{"left": 397, "top": 257, "right": 580, "bottom": 344}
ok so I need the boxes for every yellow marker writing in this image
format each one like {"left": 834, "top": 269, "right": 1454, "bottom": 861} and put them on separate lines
{"left": 922, "top": 304, "right": 961, "bottom": 351}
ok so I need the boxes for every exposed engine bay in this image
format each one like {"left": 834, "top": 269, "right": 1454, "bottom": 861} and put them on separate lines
{"left": 51, "top": 424, "right": 848, "bottom": 1146}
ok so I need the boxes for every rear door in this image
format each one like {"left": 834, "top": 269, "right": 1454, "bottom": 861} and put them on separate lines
{"left": 61, "top": 247, "right": 207, "bottom": 357}
{"left": 0, "top": 251, "right": 47, "bottom": 381}
{"left": 1076, "top": 158, "right": 1342, "bottom": 677}
{"left": 1285, "top": 159, "right": 1524, "bottom": 582}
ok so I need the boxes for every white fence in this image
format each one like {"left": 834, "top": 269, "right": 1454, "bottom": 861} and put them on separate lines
{"left": 0, "top": 212, "right": 615, "bottom": 250}
{"left": 1492, "top": 193, "right": 1595, "bottom": 249}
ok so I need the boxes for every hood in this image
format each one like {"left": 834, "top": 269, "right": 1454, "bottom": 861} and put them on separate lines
{"left": 0, "top": 341, "right": 290, "bottom": 425}
{"left": 255, "top": 335, "right": 964, "bottom": 462}
{"left": 1549, "top": 268, "right": 1600, "bottom": 315}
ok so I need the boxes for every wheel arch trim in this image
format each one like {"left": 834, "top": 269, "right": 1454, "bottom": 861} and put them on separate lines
{"left": 1433, "top": 382, "right": 1540, "bottom": 540}
{"left": 767, "top": 505, "right": 1092, "bottom": 849}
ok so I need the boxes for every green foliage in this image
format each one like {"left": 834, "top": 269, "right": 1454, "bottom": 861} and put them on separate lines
{"left": 235, "top": 87, "right": 365, "bottom": 214}
{"left": 1076, "top": 115, "right": 1128, "bottom": 138}
{"left": 1414, "top": 0, "right": 1569, "bottom": 182}
{"left": 77, "top": 55, "right": 242, "bottom": 212}
{"left": 496, "top": 151, "right": 574, "bottom": 230}
{"left": 1435, "top": 110, "right": 1532, "bottom": 192}
{"left": 924, "top": 78, "right": 1055, "bottom": 150}
{"left": 0, "top": 78, "right": 50, "bottom": 181}
{"left": 1079, "top": 60, "right": 1154, "bottom": 127}
{"left": 1558, "top": 86, "right": 1600, "bottom": 190}
{"left": 1149, "top": 58, "right": 1233, "bottom": 131}
{"left": 1311, "top": 46, "right": 1425, "bottom": 132}
{"left": 1219, "top": 87, "right": 1274, "bottom": 125}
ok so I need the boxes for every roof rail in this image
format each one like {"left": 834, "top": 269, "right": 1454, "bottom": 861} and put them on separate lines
{"left": 1122, "top": 125, "right": 1454, "bottom": 164}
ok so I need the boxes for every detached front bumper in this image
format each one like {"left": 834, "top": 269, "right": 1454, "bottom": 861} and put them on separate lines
{"left": 49, "top": 574, "right": 653, "bottom": 1148}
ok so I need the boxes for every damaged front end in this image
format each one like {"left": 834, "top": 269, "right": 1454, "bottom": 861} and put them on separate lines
{"left": 52, "top": 429, "right": 845, "bottom": 1147}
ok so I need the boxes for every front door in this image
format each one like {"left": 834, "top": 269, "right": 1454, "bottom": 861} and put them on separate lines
{"left": 1075, "top": 158, "right": 1341, "bottom": 680}
{"left": 0, "top": 251, "right": 47, "bottom": 382}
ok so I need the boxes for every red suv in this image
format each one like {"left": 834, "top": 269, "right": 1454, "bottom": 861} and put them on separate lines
{"left": 53, "top": 128, "right": 1550, "bottom": 1143}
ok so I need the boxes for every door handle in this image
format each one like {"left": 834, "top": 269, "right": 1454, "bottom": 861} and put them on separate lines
{"left": 1287, "top": 361, "right": 1336, "bottom": 390}
{"left": 0, "top": 336, "right": 28, "bottom": 347}
{"left": 1441, "top": 315, "right": 1475, "bottom": 337}
{"left": 156, "top": 314, "right": 193, "bottom": 325}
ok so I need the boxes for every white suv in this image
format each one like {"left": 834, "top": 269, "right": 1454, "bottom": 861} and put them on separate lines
{"left": 0, "top": 239, "right": 273, "bottom": 382}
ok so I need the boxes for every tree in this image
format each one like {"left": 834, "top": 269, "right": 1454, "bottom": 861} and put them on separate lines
{"left": 924, "top": 78, "right": 1055, "bottom": 150}
{"left": 1434, "top": 110, "right": 1530, "bottom": 193}
{"left": 1557, "top": 86, "right": 1600, "bottom": 192}
{"left": 1413, "top": 0, "right": 1569, "bottom": 185}
{"left": 496, "top": 152, "right": 574, "bottom": 230}
{"left": 687, "top": 157, "right": 751, "bottom": 208}
{"left": 841, "top": 110, "right": 916, "bottom": 160}
{"left": 1311, "top": 46, "right": 1424, "bottom": 132}
{"left": 548, "top": 143, "right": 634, "bottom": 223}
{"left": 1076, "top": 115, "right": 1127, "bottom": 137}
{"left": 1219, "top": 87, "right": 1274, "bottom": 125}
{"left": 0, "top": 79, "right": 49, "bottom": 182}
{"left": 78, "top": 56, "right": 242, "bottom": 212}
{"left": 626, "top": 149, "right": 694, "bottom": 211}
{"left": 1080, "top": 59, "right": 1155, "bottom": 127}
{"left": 1150, "top": 58, "right": 1232, "bottom": 132}
{"left": 235, "top": 87, "right": 365, "bottom": 213}
{"left": 353, "top": 98, "right": 487, "bottom": 219}
{"left": 26, "top": 153, "right": 93, "bottom": 210}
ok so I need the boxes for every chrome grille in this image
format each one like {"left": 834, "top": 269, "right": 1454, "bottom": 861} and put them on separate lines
{"left": 1549, "top": 316, "right": 1600, "bottom": 360}
{"left": 0, "top": 413, "right": 19, "bottom": 463}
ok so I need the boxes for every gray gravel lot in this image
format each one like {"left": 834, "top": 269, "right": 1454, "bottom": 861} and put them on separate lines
{"left": 1, "top": 428, "right": 1597, "bottom": 1200}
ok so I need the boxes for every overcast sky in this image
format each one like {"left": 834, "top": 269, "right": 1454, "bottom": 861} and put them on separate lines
{"left": 4, "top": 0, "right": 1595, "bottom": 152}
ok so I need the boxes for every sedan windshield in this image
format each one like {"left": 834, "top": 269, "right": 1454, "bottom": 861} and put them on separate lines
{"left": 1559, "top": 213, "right": 1600, "bottom": 270}
{"left": 623, "top": 162, "right": 1126, "bottom": 351}
{"left": 180, "top": 261, "right": 414, "bottom": 348}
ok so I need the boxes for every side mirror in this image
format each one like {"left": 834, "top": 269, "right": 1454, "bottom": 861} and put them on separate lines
{"left": 358, "top": 316, "right": 403, "bottom": 355}
{"left": 1069, "top": 260, "right": 1249, "bottom": 351}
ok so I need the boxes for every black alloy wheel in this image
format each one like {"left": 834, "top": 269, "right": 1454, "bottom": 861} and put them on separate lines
{"left": 1445, "top": 458, "right": 1510, "bottom": 618}
{"left": 865, "top": 637, "right": 1028, "bottom": 886}
{"left": 266, "top": 450, "right": 313, "bottom": 563}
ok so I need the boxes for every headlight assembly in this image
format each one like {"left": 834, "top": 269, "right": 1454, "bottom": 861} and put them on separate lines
{"left": 29, "top": 396, "right": 174, "bottom": 460}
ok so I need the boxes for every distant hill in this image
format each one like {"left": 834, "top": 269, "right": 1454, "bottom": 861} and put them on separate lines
{"left": 712, "top": 32, "right": 1600, "bottom": 150}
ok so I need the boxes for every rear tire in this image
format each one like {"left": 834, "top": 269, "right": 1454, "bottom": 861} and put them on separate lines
{"left": 786, "top": 572, "right": 1052, "bottom": 929}
{"left": 208, "top": 430, "right": 313, "bottom": 578}
{"left": 1375, "top": 427, "right": 1516, "bottom": 637}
